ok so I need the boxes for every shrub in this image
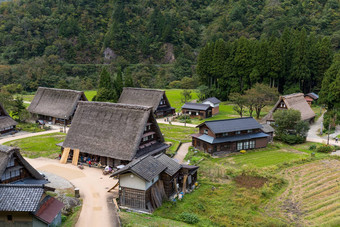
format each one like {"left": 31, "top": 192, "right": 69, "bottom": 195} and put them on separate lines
{"left": 309, "top": 144, "right": 317, "bottom": 150}
{"left": 178, "top": 212, "right": 199, "bottom": 224}
{"left": 316, "top": 145, "right": 334, "bottom": 153}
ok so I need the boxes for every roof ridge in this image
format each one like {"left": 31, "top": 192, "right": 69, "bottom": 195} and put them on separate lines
{"left": 0, "top": 184, "right": 44, "bottom": 188}
{"left": 38, "top": 87, "right": 84, "bottom": 94}
{"left": 205, "top": 117, "right": 253, "bottom": 123}
{"left": 78, "top": 101, "right": 153, "bottom": 111}
{"left": 123, "top": 87, "right": 164, "bottom": 93}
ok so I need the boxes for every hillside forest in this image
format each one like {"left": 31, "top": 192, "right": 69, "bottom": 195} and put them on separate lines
{"left": 0, "top": 0, "right": 339, "bottom": 110}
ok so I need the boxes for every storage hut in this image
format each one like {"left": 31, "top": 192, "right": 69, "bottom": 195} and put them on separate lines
{"left": 0, "top": 184, "right": 64, "bottom": 227}
{"left": 118, "top": 87, "right": 175, "bottom": 117}
{"left": 304, "top": 92, "right": 319, "bottom": 106}
{"left": 61, "top": 102, "right": 169, "bottom": 167}
{"left": 261, "top": 93, "right": 315, "bottom": 124}
{"left": 0, "top": 103, "right": 17, "bottom": 135}
{"left": 155, "top": 153, "right": 181, "bottom": 198}
{"left": 181, "top": 103, "right": 212, "bottom": 119}
{"left": 261, "top": 123, "right": 275, "bottom": 143}
{"left": 0, "top": 145, "right": 46, "bottom": 184}
{"left": 202, "top": 97, "right": 221, "bottom": 115}
{"left": 28, "top": 87, "right": 87, "bottom": 125}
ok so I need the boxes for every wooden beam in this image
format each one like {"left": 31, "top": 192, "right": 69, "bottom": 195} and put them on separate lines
{"left": 72, "top": 149, "right": 80, "bottom": 166}
{"left": 108, "top": 182, "right": 119, "bottom": 192}
{"left": 182, "top": 175, "right": 188, "bottom": 195}
{"left": 60, "top": 148, "right": 70, "bottom": 164}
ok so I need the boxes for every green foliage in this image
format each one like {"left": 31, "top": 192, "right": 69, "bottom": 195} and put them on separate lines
{"left": 178, "top": 212, "right": 199, "bottom": 224}
{"left": 180, "top": 90, "right": 192, "bottom": 103}
{"left": 273, "top": 109, "right": 310, "bottom": 144}
{"left": 316, "top": 145, "right": 334, "bottom": 153}
{"left": 309, "top": 144, "right": 317, "bottom": 151}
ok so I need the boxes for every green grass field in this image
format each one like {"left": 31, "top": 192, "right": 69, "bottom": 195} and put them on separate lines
{"left": 164, "top": 138, "right": 181, "bottom": 157}
{"left": 159, "top": 123, "right": 197, "bottom": 142}
{"left": 120, "top": 212, "right": 190, "bottom": 227}
{"left": 164, "top": 89, "right": 198, "bottom": 111}
{"left": 3, "top": 133, "right": 65, "bottom": 159}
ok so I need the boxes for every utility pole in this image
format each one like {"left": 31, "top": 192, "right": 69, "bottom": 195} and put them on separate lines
{"left": 184, "top": 95, "right": 187, "bottom": 127}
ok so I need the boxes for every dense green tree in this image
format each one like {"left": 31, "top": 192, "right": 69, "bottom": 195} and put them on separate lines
{"left": 229, "top": 93, "right": 246, "bottom": 118}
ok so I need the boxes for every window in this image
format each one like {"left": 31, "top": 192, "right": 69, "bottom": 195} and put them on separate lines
{"left": 150, "top": 134, "right": 154, "bottom": 139}
{"left": 223, "top": 144, "right": 231, "bottom": 150}
{"left": 236, "top": 131, "right": 241, "bottom": 135}
{"left": 196, "top": 112, "right": 199, "bottom": 116}
{"left": 7, "top": 158, "right": 15, "bottom": 167}
{"left": 142, "top": 137, "right": 148, "bottom": 142}
{"left": 204, "top": 129, "right": 208, "bottom": 135}
{"left": 7, "top": 215, "right": 12, "bottom": 221}
{"left": 222, "top": 132, "right": 228, "bottom": 136}
{"left": 250, "top": 140, "right": 255, "bottom": 149}
{"left": 237, "top": 142, "right": 243, "bottom": 150}
{"left": 244, "top": 141, "right": 249, "bottom": 149}
{"left": 247, "top": 129, "right": 252, "bottom": 133}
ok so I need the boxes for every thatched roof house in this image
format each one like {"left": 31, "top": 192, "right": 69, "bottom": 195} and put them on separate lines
{"left": 28, "top": 87, "right": 87, "bottom": 124}
{"left": 0, "top": 145, "right": 46, "bottom": 184}
{"left": 0, "top": 103, "right": 17, "bottom": 134}
{"left": 261, "top": 93, "right": 315, "bottom": 124}
{"left": 62, "top": 102, "right": 168, "bottom": 166}
{"left": 118, "top": 87, "right": 175, "bottom": 117}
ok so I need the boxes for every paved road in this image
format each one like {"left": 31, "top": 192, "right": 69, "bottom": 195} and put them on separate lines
{"left": 26, "top": 158, "right": 120, "bottom": 227}
{"left": 307, "top": 113, "right": 339, "bottom": 146}
{"left": 0, "top": 129, "right": 61, "bottom": 143}
{"left": 157, "top": 117, "right": 197, "bottom": 128}
{"left": 173, "top": 142, "right": 191, "bottom": 164}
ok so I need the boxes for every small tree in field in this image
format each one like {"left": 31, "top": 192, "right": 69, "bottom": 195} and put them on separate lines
{"left": 229, "top": 93, "right": 246, "bottom": 117}
{"left": 181, "top": 90, "right": 192, "bottom": 103}
{"left": 273, "top": 109, "right": 310, "bottom": 144}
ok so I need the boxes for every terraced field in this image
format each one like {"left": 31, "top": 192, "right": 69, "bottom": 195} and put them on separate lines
{"left": 266, "top": 159, "right": 340, "bottom": 226}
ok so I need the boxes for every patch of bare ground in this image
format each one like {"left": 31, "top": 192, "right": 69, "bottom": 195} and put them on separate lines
{"left": 265, "top": 159, "right": 340, "bottom": 226}
{"left": 234, "top": 175, "right": 267, "bottom": 188}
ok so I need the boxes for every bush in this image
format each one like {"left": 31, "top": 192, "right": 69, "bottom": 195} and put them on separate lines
{"left": 178, "top": 212, "right": 199, "bottom": 224}
{"left": 276, "top": 134, "right": 305, "bottom": 144}
{"left": 309, "top": 144, "right": 317, "bottom": 150}
{"left": 316, "top": 145, "right": 334, "bottom": 153}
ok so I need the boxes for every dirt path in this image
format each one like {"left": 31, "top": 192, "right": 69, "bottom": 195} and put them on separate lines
{"left": 26, "top": 158, "right": 119, "bottom": 227}
{"left": 0, "top": 129, "right": 61, "bottom": 144}
{"left": 156, "top": 118, "right": 197, "bottom": 128}
{"left": 173, "top": 142, "right": 191, "bottom": 163}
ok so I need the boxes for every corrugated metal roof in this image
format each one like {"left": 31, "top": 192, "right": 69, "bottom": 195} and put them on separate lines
{"left": 35, "top": 197, "right": 64, "bottom": 224}
{"left": 182, "top": 103, "right": 211, "bottom": 111}
{"left": 199, "top": 117, "right": 262, "bottom": 134}
{"left": 203, "top": 97, "right": 221, "bottom": 104}
{"left": 197, "top": 132, "right": 269, "bottom": 144}
{"left": 0, "top": 184, "right": 44, "bottom": 212}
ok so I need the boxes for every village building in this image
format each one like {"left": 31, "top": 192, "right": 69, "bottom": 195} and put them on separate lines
{"left": 202, "top": 97, "right": 221, "bottom": 115}
{"left": 181, "top": 103, "right": 212, "bottom": 119}
{"left": 261, "top": 93, "right": 315, "bottom": 124}
{"left": 28, "top": 87, "right": 87, "bottom": 125}
{"left": 191, "top": 117, "right": 269, "bottom": 154}
{"left": 304, "top": 92, "right": 319, "bottom": 106}
{"left": 0, "top": 103, "right": 17, "bottom": 135}
{"left": 118, "top": 87, "right": 175, "bottom": 117}
{"left": 111, "top": 154, "right": 197, "bottom": 212}
{"left": 261, "top": 124, "right": 275, "bottom": 143}
{"left": 61, "top": 102, "right": 169, "bottom": 167}
{"left": 0, "top": 184, "right": 64, "bottom": 227}
{"left": 0, "top": 145, "right": 47, "bottom": 185}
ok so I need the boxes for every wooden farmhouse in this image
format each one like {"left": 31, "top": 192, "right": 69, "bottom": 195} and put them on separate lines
{"left": 0, "top": 145, "right": 47, "bottom": 184}
{"left": 61, "top": 102, "right": 169, "bottom": 167}
{"left": 118, "top": 87, "right": 175, "bottom": 117}
{"left": 0, "top": 184, "right": 64, "bottom": 227}
{"left": 111, "top": 154, "right": 198, "bottom": 212}
{"left": 28, "top": 87, "right": 87, "bottom": 125}
{"left": 181, "top": 103, "right": 212, "bottom": 119}
{"left": 202, "top": 97, "right": 221, "bottom": 115}
{"left": 191, "top": 117, "right": 269, "bottom": 154}
{"left": 261, "top": 93, "right": 315, "bottom": 124}
{"left": 304, "top": 92, "right": 319, "bottom": 106}
{"left": 0, "top": 103, "right": 17, "bottom": 135}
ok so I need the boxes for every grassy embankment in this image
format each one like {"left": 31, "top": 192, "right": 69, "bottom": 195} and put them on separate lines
{"left": 3, "top": 132, "right": 65, "bottom": 159}
{"left": 122, "top": 141, "right": 337, "bottom": 226}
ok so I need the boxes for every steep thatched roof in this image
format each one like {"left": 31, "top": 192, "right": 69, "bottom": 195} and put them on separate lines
{"left": 0, "top": 145, "right": 44, "bottom": 181}
{"left": 63, "top": 102, "right": 165, "bottom": 161}
{"left": 28, "top": 87, "right": 87, "bottom": 119}
{"left": 118, "top": 87, "right": 166, "bottom": 112}
{"left": 261, "top": 93, "right": 315, "bottom": 123}
{"left": 0, "top": 102, "right": 17, "bottom": 130}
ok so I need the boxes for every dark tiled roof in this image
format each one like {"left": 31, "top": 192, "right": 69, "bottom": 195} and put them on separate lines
{"left": 155, "top": 154, "right": 181, "bottom": 176}
{"left": 196, "top": 132, "right": 269, "bottom": 144}
{"left": 198, "top": 117, "right": 262, "bottom": 134}
{"left": 203, "top": 97, "right": 221, "bottom": 104}
{"left": 112, "top": 155, "right": 166, "bottom": 182}
{"left": 182, "top": 103, "right": 211, "bottom": 111}
{"left": 35, "top": 197, "right": 64, "bottom": 224}
{"left": 0, "top": 184, "right": 44, "bottom": 212}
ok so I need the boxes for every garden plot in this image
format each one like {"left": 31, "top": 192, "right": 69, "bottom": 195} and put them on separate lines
{"left": 266, "top": 159, "right": 340, "bottom": 226}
